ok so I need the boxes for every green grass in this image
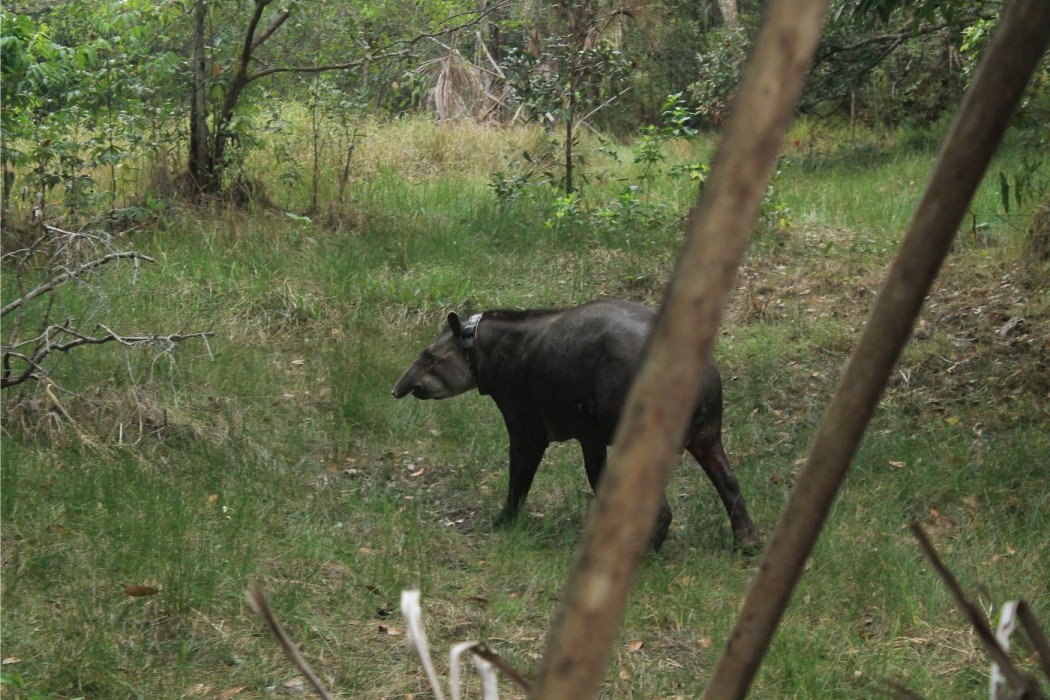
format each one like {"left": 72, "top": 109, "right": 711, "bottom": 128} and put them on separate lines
{"left": 2, "top": 118, "right": 1048, "bottom": 698}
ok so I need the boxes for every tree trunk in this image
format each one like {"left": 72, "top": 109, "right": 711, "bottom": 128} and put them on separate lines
{"left": 717, "top": 0, "right": 740, "bottom": 27}
{"left": 188, "top": 0, "right": 213, "bottom": 194}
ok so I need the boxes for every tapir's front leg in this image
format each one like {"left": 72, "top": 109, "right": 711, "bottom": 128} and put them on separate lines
{"left": 494, "top": 410, "right": 548, "bottom": 527}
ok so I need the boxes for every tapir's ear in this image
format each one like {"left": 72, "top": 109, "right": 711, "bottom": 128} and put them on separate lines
{"left": 447, "top": 311, "right": 463, "bottom": 338}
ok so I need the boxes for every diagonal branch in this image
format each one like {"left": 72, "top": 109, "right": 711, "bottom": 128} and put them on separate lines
{"left": 1, "top": 251, "right": 156, "bottom": 318}
{"left": 528, "top": 0, "right": 832, "bottom": 697}
{"left": 1, "top": 325, "right": 214, "bottom": 389}
{"left": 702, "top": 3, "right": 1050, "bottom": 698}
{"left": 243, "top": 1, "right": 511, "bottom": 84}
{"left": 910, "top": 522, "right": 1040, "bottom": 696}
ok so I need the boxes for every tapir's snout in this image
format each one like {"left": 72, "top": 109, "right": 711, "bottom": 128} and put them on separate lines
{"left": 391, "top": 378, "right": 414, "bottom": 399}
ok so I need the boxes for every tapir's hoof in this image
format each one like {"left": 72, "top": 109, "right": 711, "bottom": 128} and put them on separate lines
{"left": 492, "top": 510, "right": 518, "bottom": 529}
{"left": 734, "top": 529, "right": 763, "bottom": 555}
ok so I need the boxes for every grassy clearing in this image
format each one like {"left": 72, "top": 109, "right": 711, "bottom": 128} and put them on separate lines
{"left": 2, "top": 118, "right": 1048, "bottom": 699}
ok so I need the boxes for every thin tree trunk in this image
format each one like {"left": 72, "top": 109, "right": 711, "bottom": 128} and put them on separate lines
{"left": 527, "top": 0, "right": 831, "bottom": 697}
{"left": 717, "top": 0, "right": 740, "bottom": 27}
{"left": 188, "top": 0, "right": 211, "bottom": 193}
{"left": 564, "top": 91, "right": 575, "bottom": 195}
{"left": 702, "top": 2, "right": 1050, "bottom": 696}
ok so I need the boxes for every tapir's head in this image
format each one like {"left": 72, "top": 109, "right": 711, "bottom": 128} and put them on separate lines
{"left": 391, "top": 312, "right": 477, "bottom": 400}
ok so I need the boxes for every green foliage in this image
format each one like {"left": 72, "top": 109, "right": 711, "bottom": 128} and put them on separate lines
{"left": 688, "top": 25, "right": 750, "bottom": 128}
{"left": 1, "top": 4, "right": 182, "bottom": 216}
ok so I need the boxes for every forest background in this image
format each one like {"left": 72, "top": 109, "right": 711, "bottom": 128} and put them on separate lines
{"left": 1, "top": 0, "right": 1048, "bottom": 698}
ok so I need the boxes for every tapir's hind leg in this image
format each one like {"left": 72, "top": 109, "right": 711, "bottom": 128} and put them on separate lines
{"left": 688, "top": 435, "right": 760, "bottom": 552}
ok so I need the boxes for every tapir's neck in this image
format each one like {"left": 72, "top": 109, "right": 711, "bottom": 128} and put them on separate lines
{"left": 459, "top": 313, "right": 483, "bottom": 386}
{"left": 471, "top": 309, "right": 561, "bottom": 396}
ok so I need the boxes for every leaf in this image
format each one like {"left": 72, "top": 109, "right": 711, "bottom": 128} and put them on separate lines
{"left": 123, "top": 585, "right": 159, "bottom": 597}
{"left": 378, "top": 623, "right": 403, "bottom": 636}
{"left": 626, "top": 640, "right": 644, "bottom": 652}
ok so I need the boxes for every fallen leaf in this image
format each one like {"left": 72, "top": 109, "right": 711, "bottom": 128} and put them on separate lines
{"left": 627, "top": 640, "right": 644, "bottom": 652}
{"left": 2, "top": 657, "right": 21, "bottom": 665}
{"left": 291, "top": 359, "right": 306, "bottom": 366}
{"left": 888, "top": 460, "right": 905, "bottom": 470}
{"left": 699, "top": 637, "right": 713, "bottom": 649}
{"left": 619, "top": 667, "right": 630, "bottom": 680}
{"left": 359, "top": 546, "right": 373, "bottom": 554}
{"left": 283, "top": 678, "right": 305, "bottom": 691}
{"left": 929, "top": 507, "right": 940, "bottom": 520}
{"left": 410, "top": 468, "right": 425, "bottom": 477}
{"left": 945, "top": 416, "right": 960, "bottom": 426}
{"left": 207, "top": 494, "right": 219, "bottom": 506}
{"left": 378, "top": 624, "right": 403, "bottom": 636}
{"left": 123, "top": 585, "right": 159, "bottom": 597}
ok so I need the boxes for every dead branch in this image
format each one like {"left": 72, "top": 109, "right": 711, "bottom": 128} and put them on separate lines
{"left": 470, "top": 643, "right": 532, "bottom": 692}
{"left": 1, "top": 251, "right": 156, "bottom": 318}
{"left": 1016, "top": 602, "right": 1050, "bottom": 682}
{"left": 1, "top": 324, "right": 213, "bottom": 389}
{"left": 910, "top": 523, "right": 1042, "bottom": 697}
{"left": 244, "top": 1, "right": 511, "bottom": 84}
{"left": 528, "top": 0, "right": 832, "bottom": 698}
{"left": 702, "top": 3, "right": 1050, "bottom": 699}
{"left": 245, "top": 584, "right": 335, "bottom": 700}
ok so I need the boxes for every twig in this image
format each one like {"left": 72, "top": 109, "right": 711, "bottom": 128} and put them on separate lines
{"left": 1016, "top": 602, "right": 1050, "bottom": 681}
{"left": 1, "top": 251, "right": 156, "bottom": 318}
{"left": 911, "top": 523, "right": 1044, "bottom": 699}
{"left": 469, "top": 643, "right": 531, "bottom": 692}
{"left": 2, "top": 325, "right": 214, "bottom": 389}
{"left": 245, "top": 583, "right": 335, "bottom": 700}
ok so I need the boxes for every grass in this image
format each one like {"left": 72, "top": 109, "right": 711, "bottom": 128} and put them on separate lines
{"left": 2, "top": 116, "right": 1048, "bottom": 698}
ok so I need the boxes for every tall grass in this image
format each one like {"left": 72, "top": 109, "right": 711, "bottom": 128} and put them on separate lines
{"left": 2, "top": 114, "right": 1047, "bottom": 698}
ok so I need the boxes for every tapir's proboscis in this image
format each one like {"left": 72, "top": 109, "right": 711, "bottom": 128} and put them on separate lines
{"left": 391, "top": 299, "right": 759, "bottom": 552}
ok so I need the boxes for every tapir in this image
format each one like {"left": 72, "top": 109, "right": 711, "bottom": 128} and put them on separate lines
{"left": 391, "top": 299, "right": 758, "bottom": 551}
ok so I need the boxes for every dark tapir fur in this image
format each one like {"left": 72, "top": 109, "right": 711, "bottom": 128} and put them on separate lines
{"left": 391, "top": 299, "right": 758, "bottom": 551}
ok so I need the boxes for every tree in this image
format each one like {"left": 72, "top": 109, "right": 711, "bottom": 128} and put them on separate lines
{"left": 182, "top": 0, "right": 503, "bottom": 197}
{"left": 504, "top": 0, "right": 637, "bottom": 195}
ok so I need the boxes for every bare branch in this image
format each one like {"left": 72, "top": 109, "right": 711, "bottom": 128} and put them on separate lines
{"left": 469, "top": 643, "right": 532, "bottom": 691}
{"left": 1, "top": 325, "right": 214, "bottom": 389}
{"left": 250, "top": 7, "right": 291, "bottom": 54}
{"left": 1, "top": 251, "right": 156, "bottom": 318}
{"left": 911, "top": 523, "right": 1044, "bottom": 698}
{"left": 1017, "top": 602, "right": 1050, "bottom": 682}
{"left": 245, "top": 583, "right": 335, "bottom": 700}
{"left": 244, "top": 1, "right": 511, "bottom": 84}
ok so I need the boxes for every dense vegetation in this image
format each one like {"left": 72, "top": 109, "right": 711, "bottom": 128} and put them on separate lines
{"left": 2, "top": 1, "right": 1048, "bottom": 698}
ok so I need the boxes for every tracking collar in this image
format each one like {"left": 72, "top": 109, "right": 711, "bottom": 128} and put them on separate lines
{"left": 460, "top": 313, "right": 483, "bottom": 383}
